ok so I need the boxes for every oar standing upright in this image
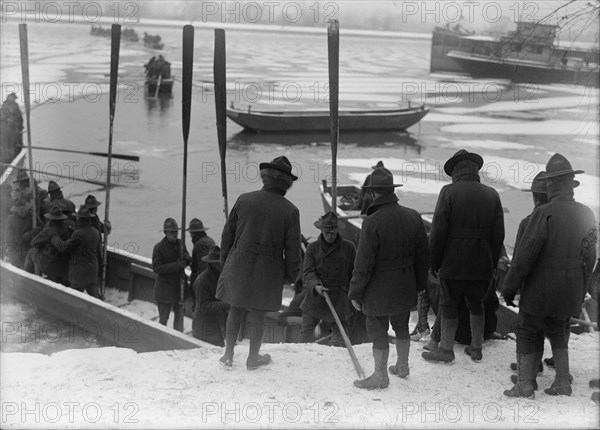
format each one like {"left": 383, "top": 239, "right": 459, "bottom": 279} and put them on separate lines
{"left": 100, "top": 24, "right": 121, "bottom": 299}
{"left": 328, "top": 20, "right": 339, "bottom": 215}
{"left": 18, "top": 24, "right": 37, "bottom": 229}
{"left": 175, "top": 24, "right": 194, "bottom": 332}
{"left": 214, "top": 28, "right": 228, "bottom": 219}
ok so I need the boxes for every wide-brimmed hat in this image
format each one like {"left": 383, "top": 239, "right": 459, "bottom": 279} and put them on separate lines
{"left": 44, "top": 205, "right": 67, "bottom": 221}
{"left": 443, "top": 149, "right": 484, "bottom": 176}
{"left": 362, "top": 167, "right": 403, "bottom": 189}
{"left": 7, "top": 92, "right": 17, "bottom": 99}
{"left": 544, "top": 153, "right": 584, "bottom": 179}
{"left": 313, "top": 211, "right": 345, "bottom": 231}
{"left": 371, "top": 160, "right": 384, "bottom": 169}
{"left": 48, "top": 181, "right": 62, "bottom": 193}
{"left": 259, "top": 156, "right": 298, "bottom": 181}
{"left": 76, "top": 205, "right": 93, "bottom": 218}
{"left": 85, "top": 195, "right": 101, "bottom": 208}
{"left": 187, "top": 218, "right": 209, "bottom": 232}
{"left": 522, "top": 171, "right": 547, "bottom": 193}
{"left": 200, "top": 245, "right": 221, "bottom": 263}
{"left": 162, "top": 217, "right": 178, "bottom": 232}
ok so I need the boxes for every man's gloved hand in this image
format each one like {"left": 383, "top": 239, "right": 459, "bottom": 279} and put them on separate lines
{"left": 503, "top": 290, "right": 517, "bottom": 307}
{"left": 351, "top": 299, "right": 362, "bottom": 311}
{"left": 314, "top": 285, "right": 329, "bottom": 297}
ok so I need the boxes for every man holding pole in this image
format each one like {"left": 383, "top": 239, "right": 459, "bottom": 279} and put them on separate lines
{"left": 300, "top": 211, "right": 356, "bottom": 344}
{"left": 216, "top": 156, "right": 301, "bottom": 370}
{"left": 348, "top": 167, "right": 430, "bottom": 389}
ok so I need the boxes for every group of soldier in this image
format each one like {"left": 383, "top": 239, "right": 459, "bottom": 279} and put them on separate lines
{"left": 3, "top": 172, "right": 110, "bottom": 298}
{"left": 144, "top": 55, "right": 172, "bottom": 79}
{"left": 152, "top": 151, "right": 597, "bottom": 397}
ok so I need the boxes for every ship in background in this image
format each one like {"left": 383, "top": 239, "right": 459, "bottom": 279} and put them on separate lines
{"left": 430, "top": 21, "right": 599, "bottom": 87}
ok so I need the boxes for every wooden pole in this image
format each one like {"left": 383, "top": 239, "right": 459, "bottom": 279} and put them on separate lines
{"left": 175, "top": 24, "right": 194, "bottom": 332}
{"left": 154, "top": 74, "right": 162, "bottom": 99}
{"left": 323, "top": 291, "right": 365, "bottom": 379}
{"left": 18, "top": 24, "right": 37, "bottom": 229}
{"left": 100, "top": 24, "right": 121, "bottom": 300}
{"left": 28, "top": 145, "right": 139, "bottom": 161}
{"left": 327, "top": 20, "right": 339, "bottom": 215}
{"left": 214, "top": 28, "right": 228, "bottom": 219}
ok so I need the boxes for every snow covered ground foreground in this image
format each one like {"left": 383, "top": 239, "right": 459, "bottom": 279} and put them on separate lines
{"left": 2, "top": 332, "right": 598, "bottom": 429}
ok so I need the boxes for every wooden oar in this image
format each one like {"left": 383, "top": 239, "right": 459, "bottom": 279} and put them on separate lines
{"left": 28, "top": 146, "right": 139, "bottom": 162}
{"left": 328, "top": 20, "right": 339, "bottom": 215}
{"left": 323, "top": 291, "right": 365, "bottom": 379}
{"left": 154, "top": 74, "right": 162, "bottom": 98}
{"left": 0, "top": 163, "right": 109, "bottom": 187}
{"left": 175, "top": 24, "right": 194, "bottom": 333}
{"left": 214, "top": 28, "right": 228, "bottom": 218}
{"left": 19, "top": 24, "right": 37, "bottom": 229}
{"left": 100, "top": 23, "right": 121, "bottom": 300}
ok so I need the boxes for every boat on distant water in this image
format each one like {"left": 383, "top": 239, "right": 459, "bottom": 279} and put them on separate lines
{"left": 430, "top": 21, "right": 599, "bottom": 86}
{"left": 144, "top": 32, "right": 164, "bottom": 50}
{"left": 144, "top": 55, "right": 174, "bottom": 96}
{"left": 90, "top": 26, "right": 138, "bottom": 42}
{"left": 226, "top": 104, "right": 429, "bottom": 133}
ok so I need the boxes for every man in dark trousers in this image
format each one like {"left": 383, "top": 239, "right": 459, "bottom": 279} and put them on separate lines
{"left": 193, "top": 246, "right": 229, "bottom": 346}
{"left": 422, "top": 149, "right": 504, "bottom": 364}
{"left": 152, "top": 218, "right": 191, "bottom": 327}
{"left": 348, "top": 167, "right": 430, "bottom": 389}
{"left": 217, "top": 156, "right": 301, "bottom": 370}
{"left": 300, "top": 211, "right": 356, "bottom": 344}
{"left": 503, "top": 154, "right": 597, "bottom": 398}
{"left": 187, "top": 218, "right": 215, "bottom": 286}
{"left": 51, "top": 206, "right": 101, "bottom": 297}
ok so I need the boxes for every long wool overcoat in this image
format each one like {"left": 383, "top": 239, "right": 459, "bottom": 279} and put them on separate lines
{"left": 348, "top": 193, "right": 430, "bottom": 316}
{"left": 216, "top": 188, "right": 302, "bottom": 312}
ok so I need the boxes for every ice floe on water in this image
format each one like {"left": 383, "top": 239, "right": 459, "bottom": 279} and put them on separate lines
{"left": 439, "top": 139, "right": 535, "bottom": 151}
{"left": 441, "top": 120, "right": 599, "bottom": 136}
{"left": 424, "top": 113, "right": 514, "bottom": 124}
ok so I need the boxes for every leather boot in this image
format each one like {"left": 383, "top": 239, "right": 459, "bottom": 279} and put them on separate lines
{"left": 389, "top": 340, "right": 410, "bottom": 378}
{"left": 423, "top": 340, "right": 438, "bottom": 352}
{"left": 467, "top": 313, "right": 485, "bottom": 362}
{"left": 503, "top": 353, "right": 536, "bottom": 398}
{"left": 354, "top": 348, "right": 390, "bottom": 389}
{"left": 545, "top": 349, "right": 572, "bottom": 396}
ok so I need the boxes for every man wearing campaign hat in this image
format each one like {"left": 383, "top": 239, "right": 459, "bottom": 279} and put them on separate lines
{"left": 152, "top": 218, "right": 191, "bottom": 327}
{"left": 192, "top": 246, "right": 229, "bottom": 346}
{"left": 51, "top": 206, "right": 101, "bottom": 297}
{"left": 187, "top": 218, "right": 215, "bottom": 287}
{"left": 217, "top": 155, "right": 301, "bottom": 370}
{"left": 503, "top": 154, "right": 597, "bottom": 397}
{"left": 423, "top": 149, "right": 505, "bottom": 365}
{"left": 358, "top": 160, "right": 385, "bottom": 215}
{"left": 300, "top": 211, "right": 356, "bottom": 345}
{"left": 348, "top": 167, "right": 430, "bottom": 389}
{"left": 30, "top": 206, "right": 73, "bottom": 286}
{"left": 46, "top": 181, "right": 76, "bottom": 220}
{"left": 85, "top": 195, "right": 112, "bottom": 236}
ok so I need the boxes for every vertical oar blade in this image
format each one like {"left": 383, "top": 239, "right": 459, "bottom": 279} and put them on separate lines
{"left": 214, "top": 29, "right": 228, "bottom": 218}
{"left": 176, "top": 24, "right": 194, "bottom": 332}
{"left": 18, "top": 24, "right": 37, "bottom": 228}
{"left": 101, "top": 23, "right": 121, "bottom": 299}
{"left": 328, "top": 20, "right": 340, "bottom": 214}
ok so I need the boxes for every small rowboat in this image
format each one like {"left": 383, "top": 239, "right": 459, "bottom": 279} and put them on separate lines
{"left": 226, "top": 104, "right": 429, "bottom": 133}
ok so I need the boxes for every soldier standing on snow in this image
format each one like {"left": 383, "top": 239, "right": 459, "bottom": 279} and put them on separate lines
{"left": 348, "top": 167, "right": 429, "bottom": 389}
{"left": 216, "top": 156, "right": 301, "bottom": 370}
{"left": 503, "top": 154, "right": 597, "bottom": 398}
{"left": 300, "top": 211, "right": 356, "bottom": 345}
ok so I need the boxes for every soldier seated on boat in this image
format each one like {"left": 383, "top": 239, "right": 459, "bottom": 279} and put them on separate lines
{"left": 51, "top": 205, "right": 101, "bottom": 298}
{"left": 192, "top": 246, "right": 229, "bottom": 346}
{"left": 300, "top": 211, "right": 356, "bottom": 346}
{"left": 152, "top": 218, "right": 191, "bottom": 328}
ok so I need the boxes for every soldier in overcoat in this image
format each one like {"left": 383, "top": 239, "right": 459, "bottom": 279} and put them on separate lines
{"left": 503, "top": 154, "right": 597, "bottom": 397}
{"left": 193, "top": 246, "right": 229, "bottom": 346}
{"left": 187, "top": 218, "right": 215, "bottom": 286}
{"left": 152, "top": 218, "right": 191, "bottom": 327}
{"left": 51, "top": 206, "right": 101, "bottom": 297}
{"left": 300, "top": 211, "right": 356, "bottom": 343}
{"left": 348, "top": 167, "right": 430, "bottom": 389}
{"left": 422, "top": 149, "right": 504, "bottom": 364}
{"left": 216, "top": 156, "right": 301, "bottom": 370}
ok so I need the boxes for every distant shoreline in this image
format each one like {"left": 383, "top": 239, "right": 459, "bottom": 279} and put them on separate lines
{"left": 3, "top": 16, "right": 432, "bottom": 40}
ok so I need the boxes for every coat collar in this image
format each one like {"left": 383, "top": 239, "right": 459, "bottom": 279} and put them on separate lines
{"left": 452, "top": 167, "right": 480, "bottom": 183}
{"left": 366, "top": 192, "right": 399, "bottom": 215}
{"left": 547, "top": 181, "right": 575, "bottom": 202}
{"left": 318, "top": 231, "right": 342, "bottom": 256}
